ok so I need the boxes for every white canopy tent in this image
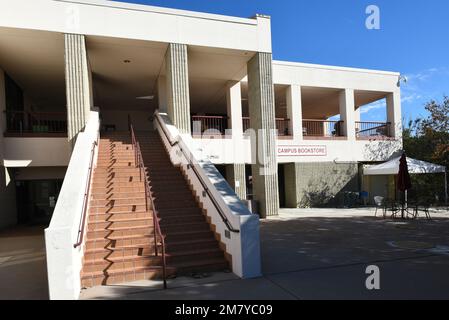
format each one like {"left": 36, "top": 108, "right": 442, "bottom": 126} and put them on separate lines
{"left": 363, "top": 156, "right": 448, "bottom": 204}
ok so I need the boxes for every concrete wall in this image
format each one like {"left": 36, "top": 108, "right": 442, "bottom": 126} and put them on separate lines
{"left": 45, "top": 109, "right": 99, "bottom": 300}
{"left": 0, "top": 0, "right": 272, "bottom": 53}
{"left": 193, "top": 136, "right": 402, "bottom": 165}
{"left": 3, "top": 137, "right": 71, "bottom": 167}
{"left": 273, "top": 61, "right": 400, "bottom": 91}
{"left": 293, "top": 162, "right": 359, "bottom": 208}
{"left": 100, "top": 109, "right": 153, "bottom": 131}
{"left": 14, "top": 166, "right": 67, "bottom": 181}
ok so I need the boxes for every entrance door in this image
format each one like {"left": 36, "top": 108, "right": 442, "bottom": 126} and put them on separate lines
{"left": 278, "top": 164, "right": 286, "bottom": 208}
{"left": 16, "top": 180, "right": 63, "bottom": 226}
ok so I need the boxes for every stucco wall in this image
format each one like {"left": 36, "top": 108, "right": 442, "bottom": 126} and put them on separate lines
{"left": 0, "top": 0, "right": 272, "bottom": 53}
{"left": 294, "top": 162, "right": 360, "bottom": 208}
{"left": 14, "top": 166, "right": 67, "bottom": 181}
{"left": 3, "top": 137, "right": 71, "bottom": 167}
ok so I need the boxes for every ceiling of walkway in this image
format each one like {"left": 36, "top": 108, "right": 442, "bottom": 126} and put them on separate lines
{"left": 88, "top": 36, "right": 251, "bottom": 112}
{"left": 0, "top": 27, "right": 65, "bottom": 109}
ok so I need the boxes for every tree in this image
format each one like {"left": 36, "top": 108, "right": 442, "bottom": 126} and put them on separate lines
{"left": 403, "top": 96, "right": 448, "bottom": 203}
{"left": 419, "top": 96, "right": 449, "bottom": 168}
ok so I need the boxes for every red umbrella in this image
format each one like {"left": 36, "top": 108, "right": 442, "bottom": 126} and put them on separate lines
{"left": 397, "top": 152, "right": 412, "bottom": 218}
{"left": 397, "top": 153, "right": 412, "bottom": 192}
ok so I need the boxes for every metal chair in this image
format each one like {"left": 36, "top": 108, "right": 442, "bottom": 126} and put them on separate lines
{"left": 374, "top": 196, "right": 385, "bottom": 217}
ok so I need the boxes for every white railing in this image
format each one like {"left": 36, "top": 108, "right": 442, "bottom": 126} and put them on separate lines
{"left": 44, "top": 109, "right": 100, "bottom": 300}
{"left": 153, "top": 111, "right": 261, "bottom": 278}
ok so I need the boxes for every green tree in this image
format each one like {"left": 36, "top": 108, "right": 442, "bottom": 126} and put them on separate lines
{"left": 403, "top": 96, "right": 448, "bottom": 203}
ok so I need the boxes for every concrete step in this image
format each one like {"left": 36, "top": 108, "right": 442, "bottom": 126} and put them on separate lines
{"left": 89, "top": 204, "right": 148, "bottom": 214}
{"left": 89, "top": 197, "right": 146, "bottom": 206}
{"left": 88, "top": 211, "right": 153, "bottom": 222}
{"left": 87, "top": 217, "right": 153, "bottom": 231}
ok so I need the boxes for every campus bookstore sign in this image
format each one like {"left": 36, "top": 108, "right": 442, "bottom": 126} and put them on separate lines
{"left": 277, "top": 145, "right": 327, "bottom": 157}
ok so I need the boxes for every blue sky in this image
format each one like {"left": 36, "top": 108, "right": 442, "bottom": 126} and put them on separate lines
{"left": 119, "top": 0, "right": 449, "bottom": 122}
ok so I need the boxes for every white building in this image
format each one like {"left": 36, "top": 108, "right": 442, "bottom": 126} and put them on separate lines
{"left": 0, "top": 0, "right": 402, "bottom": 299}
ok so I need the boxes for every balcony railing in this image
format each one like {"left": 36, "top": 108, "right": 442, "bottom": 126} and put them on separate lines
{"left": 356, "top": 121, "right": 391, "bottom": 138}
{"left": 242, "top": 117, "right": 291, "bottom": 136}
{"left": 5, "top": 110, "right": 67, "bottom": 136}
{"left": 302, "top": 119, "right": 343, "bottom": 138}
{"left": 191, "top": 115, "right": 228, "bottom": 136}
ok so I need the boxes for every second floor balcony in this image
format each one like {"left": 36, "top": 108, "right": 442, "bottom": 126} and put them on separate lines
{"left": 190, "top": 115, "right": 392, "bottom": 140}
{"left": 4, "top": 110, "right": 67, "bottom": 137}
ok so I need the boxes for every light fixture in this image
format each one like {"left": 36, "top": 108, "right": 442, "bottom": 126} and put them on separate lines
{"left": 397, "top": 75, "right": 407, "bottom": 87}
{"left": 136, "top": 95, "right": 154, "bottom": 100}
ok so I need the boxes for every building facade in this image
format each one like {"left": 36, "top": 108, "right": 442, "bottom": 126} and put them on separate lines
{"left": 0, "top": 0, "right": 402, "bottom": 299}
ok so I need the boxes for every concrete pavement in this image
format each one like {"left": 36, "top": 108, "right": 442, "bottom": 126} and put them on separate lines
{"left": 81, "top": 208, "right": 449, "bottom": 300}
{"left": 0, "top": 226, "right": 48, "bottom": 300}
{"left": 1, "top": 208, "right": 448, "bottom": 299}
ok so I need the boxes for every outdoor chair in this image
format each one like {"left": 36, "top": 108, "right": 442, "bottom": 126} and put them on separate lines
{"left": 374, "top": 196, "right": 385, "bottom": 217}
{"left": 384, "top": 199, "right": 401, "bottom": 218}
{"left": 412, "top": 203, "right": 432, "bottom": 221}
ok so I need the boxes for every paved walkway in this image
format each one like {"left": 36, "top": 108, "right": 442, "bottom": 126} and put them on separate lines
{"left": 0, "top": 226, "right": 48, "bottom": 300}
{"left": 81, "top": 208, "right": 449, "bottom": 300}
{"left": 2, "top": 208, "right": 448, "bottom": 299}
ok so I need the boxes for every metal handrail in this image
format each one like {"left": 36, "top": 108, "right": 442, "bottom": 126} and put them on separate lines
{"left": 154, "top": 113, "right": 240, "bottom": 234}
{"left": 130, "top": 124, "right": 167, "bottom": 289}
{"left": 74, "top": 139, "right": 98, "bottom": 248}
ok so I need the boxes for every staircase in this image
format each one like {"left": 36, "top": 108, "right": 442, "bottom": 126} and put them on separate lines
{"left": 80, "top": 130, "right": 229, "bottom": 288}
{"left": 136, "top": 131, "right": 230, "bottom": 275}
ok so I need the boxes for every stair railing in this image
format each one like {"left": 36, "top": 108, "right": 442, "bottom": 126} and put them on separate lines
{"left": 74, "top": 139, "right": 98, "bottom": 248}
{"left": 154, "top": 113, "right": 239, "bottom": 234}
{"left": 130, "top": 124, "right": 167, "bottom": 289}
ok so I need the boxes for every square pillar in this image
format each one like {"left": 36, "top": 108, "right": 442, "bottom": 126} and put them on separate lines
{"left": 165, "top": 43, "right": 191, "bottom": 134}
{"left": 386, "top": 91, "right": 402, "bottom": 139}
{"left": 226, "top": 164, "right": 247, "bottom": 200}
{"left": 354, "top": 107, "right": 361, "bottom": 122}
{"left": 339, "top": 89, "right": 356, "bottom": 141}
{"left": 226, "top": 81, "right": 243, "bottom": 138}
{"left": 247, "top": 52, "right": 279, "bottom": 218}
{"left": 64, "top": 34, "right": 93, "bottom": 146}
{"left": 286, "top": 85, "right": 303, "bottom": 140}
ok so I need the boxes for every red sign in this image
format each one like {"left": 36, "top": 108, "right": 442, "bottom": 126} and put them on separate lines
{"left": 277, "top": 145, "right": 327, "bottom": 157}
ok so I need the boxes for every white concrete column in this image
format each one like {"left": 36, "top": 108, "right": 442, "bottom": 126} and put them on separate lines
{"left": 386, "top": 91, "right": 402, "bottom": 139}
{"left": 157, "top": 76, "right": 167, "bottom": 113}
{"left": 165, "top": 43, "right": 191, "bottom": 134}
{"left": 226, "top": 164, "right": 247, "bottom": 200}
{"left": 339, "top": 89, "right": 356, "bottom": 141}
{"left": 247, "top": 52, "right": 279, "bottom": 218}
{"left": 0, "top": 69, "right": 17, "bottom": 228}
{"left": 354, "top": 107, "right": 361, "bottom": 122}
{"left": 64, "top": 34, "right": 93, "bottom": 146}
{"left": 226, "top": 81, "right": 243, "bottom": 138}
{"left": 286, "top": 85, "right": 303, "bottom": 140}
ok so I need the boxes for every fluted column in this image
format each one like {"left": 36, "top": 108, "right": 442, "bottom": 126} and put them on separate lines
{"left": 165, "top": 43, "right": 191, "bottom": 134}
{"left": 247, "top": 52, "right": 279, "bottom": 217}
{"left": 64, "top": 34, "right": 92, "bottom": 146}
{"left": 227, "top": 164, "right": 247, "bottom": 200}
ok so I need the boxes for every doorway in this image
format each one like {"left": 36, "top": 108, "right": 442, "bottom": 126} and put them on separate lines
{"left": 15, "top": 179, "right": 63, "bottom": 226}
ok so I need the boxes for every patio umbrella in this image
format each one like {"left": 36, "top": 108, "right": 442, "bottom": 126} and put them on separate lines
{"left": 397, "top": 152, "right": 412, "bottom": 218}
